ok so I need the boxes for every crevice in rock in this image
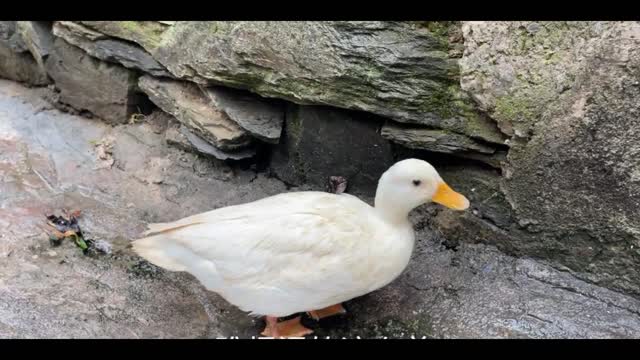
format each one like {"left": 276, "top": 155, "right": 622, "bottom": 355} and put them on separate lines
{"left": 391, "top": 143, "right": 504, "bottom": 175}
{"left": 475, "top": 211, "right": 512, "bottom": 233}
{"left": 526, "top": 313, "right": 554, "bottom": 324}
{"left": 128, "top": 86, "right": 155, "bottom": 118}
{"left": 442, "top": 241, "right": 460, "bottom": 252}
{"left": 523, "top": 270, "right": 640, "bottom": 318}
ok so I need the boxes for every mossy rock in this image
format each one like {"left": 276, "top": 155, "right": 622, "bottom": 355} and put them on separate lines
{"left": 79, "top": 21, "right": 170, "bottom": 52}
{"left": 150, "top": 21, "right": 504, "bottom": 144}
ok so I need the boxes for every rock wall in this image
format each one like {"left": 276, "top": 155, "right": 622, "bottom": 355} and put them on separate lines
{"left": 1, "top": 21, "right": 638, "bottom": 298}
{"left": 0, "top": 22, "right": 50, "bottom": 85}
{"left": 456, "top": 22, "right": 640, "bottom": 296}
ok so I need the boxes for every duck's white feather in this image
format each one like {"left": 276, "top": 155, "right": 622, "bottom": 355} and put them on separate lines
{"left": 132, "top": 191, "right": 415, "bottom": 317}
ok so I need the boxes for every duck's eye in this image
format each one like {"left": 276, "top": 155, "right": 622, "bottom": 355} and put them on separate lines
{"left": 412, "top": 179, "right": 421, "bottom": 186}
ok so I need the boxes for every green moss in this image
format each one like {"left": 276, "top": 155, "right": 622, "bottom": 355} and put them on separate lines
{"left": 515, "top": 22, "right": 581, "bottom": 56}
{"left": 543, "top": 51, "right": 562, "bottom": 65}
{"left": 364, "top": 66, "right": 384, "bottom": 82}
{"left": 426, "top": 22, "right": 454, "bottom": 48}
{"left": 119, "top": 21, "right": 167, "bottom": 49}
{"left": 424, "top": 22, "right": 451, "bottom": 37}
{"left": 493, "top": 81, "right": 560, "bottom": 134}
{"left": 414, "top": 21, "right": 457, "bottom": 51}
{"left": 541, "top": 22, "right": 573, "bottom": 48}
{"left": 493, "top": 89, "right": 551, "bottom": 138}
{"left": 518, "top": 35, "right": 532, "bottom": 53}
{"left": 412, "top": 80, "right": 506, "bottom": 143}
{"left": 464, "top": 114, "right": 506, "bottom": 144}
{"left": 421, "top": 83, "right": 458, "bottom": 119}
{"left": 206, "top": 21, "right": 236, "bottom": 35}
{"left": 417, "top": 80, "right": 468, "bottom": 120}
{"left": 494, "top": 95, "right": 538, "bottom": 125}
{"left": 81, "top": 21, "right": 169, "bottom": 51}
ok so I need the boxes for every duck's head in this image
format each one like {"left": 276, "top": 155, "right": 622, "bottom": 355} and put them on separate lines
{"left": 375, "top": 159, "right": 469, "bottom": 221}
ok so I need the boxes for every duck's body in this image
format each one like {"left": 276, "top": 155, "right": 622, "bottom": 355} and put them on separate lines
{"left": 134, "top": 191, "right": 415, "bottom": 316}
{"left": 132, "top": 159, "right": 469, "bottom": 337}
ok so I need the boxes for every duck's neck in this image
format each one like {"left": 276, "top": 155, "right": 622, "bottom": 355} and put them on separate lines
{"left": 374, "top": 191, "right": 412, "bottom": 226}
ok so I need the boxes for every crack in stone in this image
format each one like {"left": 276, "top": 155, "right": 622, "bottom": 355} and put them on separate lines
{"left": 524, "top": 272, "right": 640, "bottom": 318}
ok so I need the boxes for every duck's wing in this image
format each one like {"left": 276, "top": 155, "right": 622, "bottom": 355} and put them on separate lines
{"left": 132, "top": 192, "right": 375, "bottom": 293}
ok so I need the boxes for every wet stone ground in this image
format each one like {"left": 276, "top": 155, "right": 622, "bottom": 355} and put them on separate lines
{"left": 1, "top": 79, "right": 640, "bottom": 338}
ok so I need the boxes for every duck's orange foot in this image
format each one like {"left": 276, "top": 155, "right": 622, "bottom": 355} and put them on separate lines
{"left": 308, "top": 303, "right": 347, "bottom": 321}
{"left": 261, "top": 316, "right": 314, "bottom": 338}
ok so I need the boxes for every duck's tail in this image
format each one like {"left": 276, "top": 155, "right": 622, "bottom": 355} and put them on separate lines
{"left": 132, "top": 217, "right": 207, "bottom": 272}
{"left": 131, "top": 232, "right": 188, "bottom": 272}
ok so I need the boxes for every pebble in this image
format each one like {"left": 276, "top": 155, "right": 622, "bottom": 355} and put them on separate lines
{"left": 526, "top": 23, "right": 541, "bottom": 35}
{"left": 92, "top": 240, "right": 113, "bottom": 254}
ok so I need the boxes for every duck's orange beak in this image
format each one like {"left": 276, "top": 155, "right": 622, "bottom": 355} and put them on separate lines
{"left": 431, "top": 182, "right": 469, "bottom": 211}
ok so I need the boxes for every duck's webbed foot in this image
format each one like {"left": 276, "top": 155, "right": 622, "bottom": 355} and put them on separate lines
{"left": 260, "top": 316, "right": 314, "bottom": 338}
{"left": 308, "top": 303, "right": 347, "bottom": 320}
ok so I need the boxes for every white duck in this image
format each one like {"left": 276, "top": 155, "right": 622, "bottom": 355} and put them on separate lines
{"left": 132, "top": 158, "right": 469, "bottom": 337}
